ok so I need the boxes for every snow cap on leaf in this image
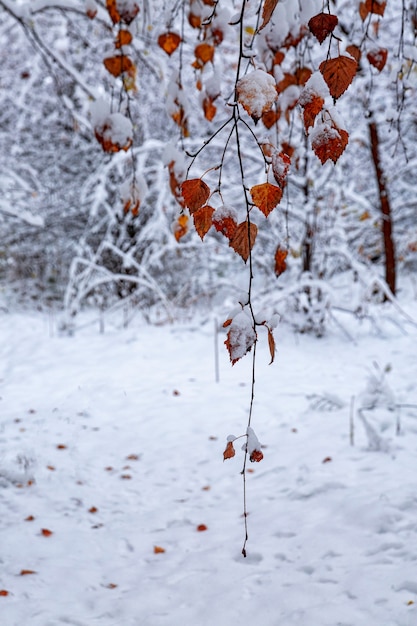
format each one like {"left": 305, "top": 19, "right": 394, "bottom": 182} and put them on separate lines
{"left": 224, "top": 310, "right": 256, "bottom": 365}
{"left": 246, "top": 427, "right": 264, "bottom": 462}
{"left": 237, "top": 69, "right": 278, "bottom": 123}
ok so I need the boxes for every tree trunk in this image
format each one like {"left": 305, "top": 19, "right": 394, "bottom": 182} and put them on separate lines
{"left": 368, "top": 119, "right": 396, "bottom": 297}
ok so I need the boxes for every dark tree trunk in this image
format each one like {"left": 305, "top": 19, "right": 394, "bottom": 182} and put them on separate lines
{"left": 368, "top": 119, "right": 396, "bottom": 297}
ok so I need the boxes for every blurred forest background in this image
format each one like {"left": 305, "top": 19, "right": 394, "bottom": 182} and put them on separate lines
{"left": 0, "top": 0, "right": 416, "bottom": 334}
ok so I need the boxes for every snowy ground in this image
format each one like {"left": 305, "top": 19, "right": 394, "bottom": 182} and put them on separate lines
{"left": 1, "top": 301, "right": 417, "bottom": 626}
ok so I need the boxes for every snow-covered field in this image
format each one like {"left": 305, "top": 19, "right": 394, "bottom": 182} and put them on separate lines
{"left": 1, "top": 302, "right": 417, "bottom": 626}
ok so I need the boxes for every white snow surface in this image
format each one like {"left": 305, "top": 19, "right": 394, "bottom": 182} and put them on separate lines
{"left": 1, "top": 304, "right": 417, "bottom": 625}
{"left": 237, "top": 69, "right": 277, "bottom": 120}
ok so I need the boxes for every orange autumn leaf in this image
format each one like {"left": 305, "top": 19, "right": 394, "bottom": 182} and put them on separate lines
{"left": 259, "top": 0, "right": 279, "bottom": 30}
{"left": 158, "top": 32, "right": 181, "bottom": 56}
{"left": 181, "top": 179, "right": 210, "bottom": 212}
{"left": 274, "top": 246, "right": 288, "bottom": 276}
{"left": 193, "top": 205, "right": 215, "bottom": 240}
{"left": 174, "top": 214, "right": 189, "bottom": 242}
{"left": 41, "top": 528, "right": 53, "bottom": 537}
{"left": 56, "top": 444, "right": 67, "bottom": 449}
{"left": 360, "top": 0, "right": 386, "bottom": 20}
{"left": 25, "top": 515, "right": 35, "bottom": 521}
{"left": 308, "top": 13, "right": 338, "bottom": 44}
{"left": 171, "top": 104, "right": 189, "bottom": 137}
{"left": 192, "top": 43, "right": 214, "bottom": 68}
{"left": 0, "top": 590, "right": 9, "bottom": 596}
{"left": 212, "top": 214, "right": 237, "bottom": 239}
{"left": 319, "top": 56, "right": 357, "bottom": 100}
{"left": 295, "top": 67, "right": 313, "bottom": 86}
{"left": 203, "top": 97, "right": 217, "bottom": 122}
{"left": 262, "top": 109, "right": 280, "bottom": 129}
{"left": 276, "top": 72, "right": 297, "bottom": 94}
{"left": 89, "top": 506, "right": 98, "bottom": 514}
{"left": 272, "top": 151, "right": 291, "bottom": 188}
{"left": 267, "top": 327, "right": 275, "bottom": 364}
{"left": 223, "top": 440, "right": 235, "bottom": 461}
{"left": 20, "top": 570, "right": 37, "bottom": 576}
{"left": 229, "top": 221, "right": 258, "bottom": 262}
{"left": 106, "top": 0, "right": 120, "bottom": 23}
{"left": 168, "top": 161, "right": 185, "bottom": 207}
{"left": 154, "top": 545, "right": 166, "bottom": 554}
{"left": 196, "top": 524, "right": 208, "bottom": 531}
{"left": 103, "top": 55, "right": 135, "bottom": 78}
{"left": 346, "top": 44, "right": 362, "bottom": 62}
{"left": 250, "top": 182, "right": 283, "bottom": 217}
{"left": 115, "top": 30, "right": 133, "bottom": 49}
{"left": 312, "top": 123, "right": 349, "bottom": 164}
{"left": 367, "top": 48, "right": 388, "bottom": 72}
{"left": 301, "top": 93, "right": 324, "bottom": 132}
{"left": 188, "top": 12, "right": 201, "bottom": 28}
{"left": 250, "top": 449, "right": 264, "bottom": 463}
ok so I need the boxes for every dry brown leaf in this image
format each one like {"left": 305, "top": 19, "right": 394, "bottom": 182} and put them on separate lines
{"left": 274, "top": 247, "right": 288, "bottom": 276}
{"left": 158, "top": 32, "right": 181, "bottom": 56}
{"left": 203, "top": 97, "right": 217, "bottom": 122}
{"left": 360, "top": 0, "right": 386, "bottom": 20}
{"left": 115, "top": 30, "right": 133, "bottom": 49}
{"left": 103, "top": 55, "right": 135, "bottom": 78}
{"left": 193, "top": 205, "right": 215, "bottom": 240}
{"left": 346, "top": 44, "right": 362, "bottom": 62}
{"left": 212, "top": 214, "right": 237, "bottom": 240}
{"left": 223, "top": 440, "right": 236, "bottom": 461}
{"left": 367, "top": 48, "right": 388, "bottom": 72}
{"left": 41, "top": 528, "right": 53, "bottom": 537}
{"left": 194, "top": 43, "right": 214, "bottom": 66}
{"left": 312, "top": 123, "right": 349, "bottom": 164}
{"left": 229, "top": 221, "right": 258, "bottom": 262}
{"left": 20, "top": 570, "right": 37, "bottom": 576}
{"left": 272, "top": 151, "right": 291, "bottom": 188}
{"left": 174, "top": 214, "right": 189, "bottom": 242}
{"left": 0, "top": 590, "right": 9, "bottom": 596}
{"left": 301, "top": 93, "right": 324, "bottom": 132}
{"left": 154, "top": 545, "right": 166, "bottom": 554}
{"left": 308, "top": 13, "right": 338, "bottom": 44}
{"left": 319, "top": 56, "right": 357, "bottom": 100}
{"left": 117, "top": 0, "right": 139, "bottom": 23}
{"left": 259, "top": 0, "right": 279, "bottom": 31}
{"left": 267, "top": 327, "right": 275, "bottom": 364}
{"left": 196, "top": 524, "right": 208, "bottom": 531}
{"left": 250, "top": 182, "right": 283, "bottom": 217}
{"left": 261, "top": 109, "right": 280, "bottom": 129}
{"left": 25, "top": 515, "right": 35, "bottom": 521}
{"left": 106, "top": 0, "right": 120, "bottom": 24}
{"left": 250, "top": 449, "right": 264, "bottom": 462}
{"left": 181, "top": 179, "right": 210, "bottom": 212}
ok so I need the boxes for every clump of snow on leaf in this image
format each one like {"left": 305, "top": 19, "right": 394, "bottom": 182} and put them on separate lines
{"left": 91, "top": 98, "right": 132, "bottom": 151}
{"left": 246, "top": 427, "right": 261, "bottom": 455}
{"left": 213, "top": 204, "right": 238, "bottom": 222}
{"left": 237, "top": 69, "right": 277, "bottom": 122}
{"left": 299, "top": 71, "right": 329, "bottom": 105}
{"left": 225, "top": 310, "right": 256, "bottom": 364}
